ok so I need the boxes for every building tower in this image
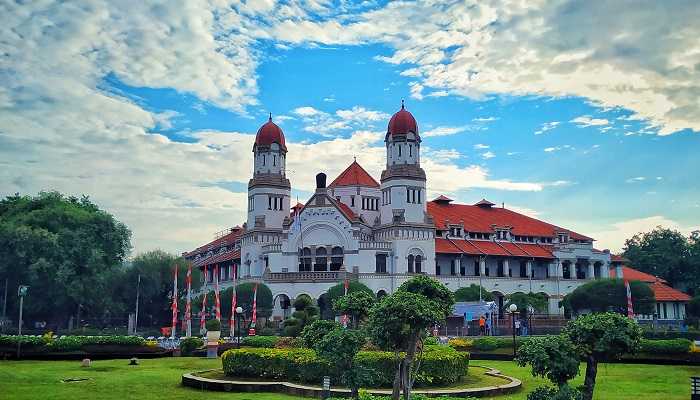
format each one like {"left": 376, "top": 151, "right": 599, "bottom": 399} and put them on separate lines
{"left": 379, "top": 101, "right": 427, "bottom": 225}
{"left": 246, "top": 114, "right": 291, "bottom": 230}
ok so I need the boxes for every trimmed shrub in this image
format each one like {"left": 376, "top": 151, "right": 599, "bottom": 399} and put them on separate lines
{"left": 527, "top": 385, "right": 582, "bottom": 400}
{"left": 642, "top": 330, "right": 700, "bottom": 341}
{"left": 423, "top": 336, "right": 439, "bottom": 346}
{"left": 448, "top": 337, "right": 473, "bottom": 351}
{"left": 472, "top": 337, "right": 500, "bottom": 351}
{"left": 205, "top": 319, "right": 221, "bottom": 331}
{"left": 0, "top": 335, "right": 146, "bottom": 352}
{"left": 300, "top": 320, "right": 342, "bottom": 348}
{"left": 222, "top": 345, "right": 469, "bottom": 388}
{"left": 0, "top": 335, "right": 45, "bottom": 347}
{"left": 180, "top": 337, "right": 204, "bottom": 355}
{"left": 275, "top": 337, "right": 302, "bottom": 349}
{"left": 242, "top": 335, "right": 280, "bottom": 348}
{"left": 638, "top": 338, "right": 691, "bottom": 354}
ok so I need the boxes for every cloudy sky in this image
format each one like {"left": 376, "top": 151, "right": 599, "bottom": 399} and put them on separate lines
{"left": 2, "top": 0, "right": 699, "bottom": 255}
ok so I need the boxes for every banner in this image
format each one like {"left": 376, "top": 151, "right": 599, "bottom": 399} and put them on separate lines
{"left": 625, "top": 279, "right": 635, "bottom": 318}
{"left": 249, "top": 283, "right": 258, "bottom": 336}
{"left": 341, "top": 278, "right": 349, "bottom": 328}
{"left": 185, "top": 263, "right": 192, "bottom": 337}
{"left": 200, "top": 290, "right": 207, "bottom": 333}
{"left": 170, "top": 265, "right": 178, "bottom": 338}
{"left": 214, "top": 265, "right": 222, "bottom": 321}
{"left": 230, "top": 265, "right": 237, "bottom": 338}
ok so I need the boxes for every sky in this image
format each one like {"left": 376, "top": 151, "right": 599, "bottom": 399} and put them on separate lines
{"left": 1, "top": 0, "right": 699, "bottom": 255}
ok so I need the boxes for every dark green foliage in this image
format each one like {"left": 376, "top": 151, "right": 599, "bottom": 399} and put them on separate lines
{"left": 527, "top": 385, "right": 582, "bottom": 400}
{"left": 515, "top": 335, "right": 580, "bottom": 386}
{"left": 205, "top": 319, "right": 221, "bottom": 331}
{"left": 563, "top": 279, "right": 655, "bottom": 316}
{"left": 398, "top": 275, "right": 455, "bottom": 317}
{"left": 221, "top": 346, "right": 469, "bottom": 388}
{"left": 315, "top": 328, "right": 367, "bottom": 396}
{"left": 472, "top": 337, "right": 500, "bottom": 351}
{"left": 623, "top": 227, "right": 698, "bottom": 289}
{"left": 423, "top": 336, "right": 438, "bottom": 346}
{"left": 453, "top": 285, "right": 495, "bottom": 302}
{"left": 333, "top": 291, "right": 375, "bottom": 328}
{"left": 0, "top": 335, "right": 145, "bottom": 352}
{"left": 0, "top": 192, "right": 131, "bottom": 326}
{"left": 228, "top": 283, "right": 273, "bottom": 319}
{"left": 282, "top": 295, "right": 319, "bottom": 337}
{"left": 241, "top": 335, "right": 280, "bottom": 348}
{"left": 642, "top": 330, "right": 700, "bottom": 340}
{"left": 179, "top": 337, "right": 203, "bottom": 355}
{"left": 687, "top": 295, "right": 700, "bottom": 325}
{"left": 300, "top": 319, "right": 341, "bottom": 348}
{"left": 638, "top": 338, "right": 691, "bottom": 354}
{"left": 320, "top": 281, "right": 374, "bottom": 319}
{"left": 506, "top": 292, "right": 548, "bottom": 318}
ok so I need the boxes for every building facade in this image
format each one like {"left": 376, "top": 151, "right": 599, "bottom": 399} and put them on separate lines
{"left": 185, "top": 105, "right": 618, "bottom": 320}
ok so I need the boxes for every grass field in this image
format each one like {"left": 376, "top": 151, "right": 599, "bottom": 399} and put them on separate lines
{"left": 0, "top": 357, "right": 697, "bottom": 400}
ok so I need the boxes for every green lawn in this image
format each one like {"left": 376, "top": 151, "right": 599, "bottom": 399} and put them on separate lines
{"left": 0, "top": 357, "right": 697, "bottom": 400}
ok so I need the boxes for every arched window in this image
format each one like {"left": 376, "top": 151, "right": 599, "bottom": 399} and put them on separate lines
{"left": 299, "top": 247, "right": 312, "bottom": 272}
{"left": 330, "top": 247, "right": 343, "bottom": 271}
{"left": 407, "top": 255, "right": 415, "bottom": 273}
{"left": 315, "top": 247, "right": 328, "bottom": 271}
{"left": 415, "top": 255, "right": 422, "bottom": 274}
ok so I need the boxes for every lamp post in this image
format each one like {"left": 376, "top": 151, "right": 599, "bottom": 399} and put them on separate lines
{"left": 508, "top": 303, "right": 518, "bottom": 359}
{"left": 235, "top": 306, "right": 243, "bottom": 349}
{"left": 17, "top": 285, "right": 29, "bottom": 359}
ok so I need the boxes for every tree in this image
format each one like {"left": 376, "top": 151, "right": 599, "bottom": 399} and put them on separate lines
{"left": 300, "top": 319, "right": 341, "bottom": 348}
{"left": 505, "top": 292, "right": 548, "bottom": 321}
{"left": 283, "top": 295, "right": 318, "bottom": 337}
{"left": 319, "top": 281, "right": 373, "bottom": 319}
{"left": 315, "top": 328, "right": 367, "bottom": 398}
{"left": 454, "top": 284, "right": 495, "bottom": 302}
{"left": 368, "top": 276, "right": 454, "bottom": 400}
{"left": 623, "top": 227, "right": 693, "bottom": 288}
{"left": 686, "top": 295, "right": 700, "bottom": 327}
{"left": 563, "top": 279, "right": 655, "bottom": 316}
{"left": 0, "top": 192, "right": 131, "bottom": 328}
{"left": 333, "top": 291, "right": 375, "bottom": 328}
{"left": 564, "top": 312, "right": 642, "bottom": 400}
{"left": 515, "top": 335, "right": 580, "bottom": 387}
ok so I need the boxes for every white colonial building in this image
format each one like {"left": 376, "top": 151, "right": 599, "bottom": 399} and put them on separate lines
{"left": 185, "top": 104, "right": 620, "bottom": 320}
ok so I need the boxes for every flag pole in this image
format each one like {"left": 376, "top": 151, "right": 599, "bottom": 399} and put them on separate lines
{"left": 171, "top": 265, "right": 178, "bottom": 339}
{"left": 214, "top": 265, "right": 222, "bottom": 321}
{"left": 185, "top": 264, "right": 192, "bottom": 337}
{"left": 230, "top": 265, "right": 237, "bottom": 338}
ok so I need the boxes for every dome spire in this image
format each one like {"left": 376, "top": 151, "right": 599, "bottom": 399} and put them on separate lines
{"left": 269, "top": 112, "right": 272, "bottom": 122}
{"left": 401, "top": 99, "right": 405, "bottom": 109}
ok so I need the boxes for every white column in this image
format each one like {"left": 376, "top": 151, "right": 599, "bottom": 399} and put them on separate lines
{"left": 480, "top": 257, "right": 486, "bottom": 276}
{"left": 602, "top": 262, "right": 610, "bottom": 278}
{"left": 455, "top": 257, "right": 462, "bottom": 275}
{"left": 587, "top": 262, "right": 595, "bottom": 280}
{"left": 557, "top": 261, "right": 564, "bottom": 278}
{"left": 526, "top": 260, "right": 533, "bottom": 278}
{"left": 503, "top": 259, "right": 510, "bottom": 277}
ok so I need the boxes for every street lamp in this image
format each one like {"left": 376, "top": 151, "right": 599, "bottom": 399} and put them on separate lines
{"left": 235, "top": 306, "right": 243, "bottom": 349}
{"left": 17, "top": 285, "right": 29, "bottom": 359}
{"left": 508, "top": 303, "right": 518, "bottom": 359}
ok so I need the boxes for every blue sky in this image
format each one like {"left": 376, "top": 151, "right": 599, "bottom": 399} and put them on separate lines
{"left": 1, "top": 1, "right": 699, "bottom": 254}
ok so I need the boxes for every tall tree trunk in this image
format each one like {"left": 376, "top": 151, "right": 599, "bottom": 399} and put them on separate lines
{"left": 582, "top": 355, "right": 598, "bottom": 400}
{"left": 392, "top": 355, "right": 402, "bottom": 400}
{"left": 403, "top": 334, "right": 419, "bottom": 400}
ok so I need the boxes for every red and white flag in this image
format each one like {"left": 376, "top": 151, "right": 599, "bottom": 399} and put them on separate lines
{"left": 230, "top": 265, "right": 237, "bottom": 337}
{"left": 625, "top": 279, "right": 634, "bottom": 318}
{"left": 200, "top": 291, "right": 207, "bottom": 333}
{"left": 170, "top": 265, "right": 178, "bottom": 338}
{"left": 214, "top": 265, "right": 222, "bottom": 321}
{"left": 341, "top": 278, "right": 349, "bottom": 328}
{"left": 249, "top": 283, "right": 258, "bottom": 336}
{"left": 184, "top": 264, "right": 192, "bottom": 337}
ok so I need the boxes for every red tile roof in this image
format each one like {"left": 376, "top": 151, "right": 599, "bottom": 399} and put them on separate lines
{"left": 433, "top": 195, "right": 453, "bottom": 203}
{"left": 427, "top": 201, "right": 592, "bottom": 241}
{"left": 610, "top": 266, "right": 690, "bottom": 302}
{"left": 194, "top": 249, "right": 240, "bottom": 268}
{"left": 329, "top": 161, "right": 380, "bottom": 188}
{"left": 435, "top": 238, "right": 553, "bottom": 258}
{"left": 184, "top": 227, "right": 243, "bottom": 257}
{"left": 335, "top": 200, "right": 357, "bottom": 221}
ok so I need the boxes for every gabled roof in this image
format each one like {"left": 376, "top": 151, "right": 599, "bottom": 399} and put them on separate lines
{"left": 611, "top": 266, "right": 690, "bottom": 302}
{"left": 433, "top": 195, "right": 453, "bottom": 203}
{"left": 427, "top": 201, "right": 592, "bottom": 241}
{"left": 184, "top": 227, "right": 243, "bottom": 257}
{"left": 474, "top": 199, "right": 495, "bottom": 207}
{"left": 434, "top": 238, "right": 554, "bottom": 258}
{"left": 329, "top": 161, "right": 380, "bottom": 188}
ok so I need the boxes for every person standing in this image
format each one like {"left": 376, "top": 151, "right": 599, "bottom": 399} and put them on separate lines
{"left": 479, "top": 315, "right": 486, "bottom": 336}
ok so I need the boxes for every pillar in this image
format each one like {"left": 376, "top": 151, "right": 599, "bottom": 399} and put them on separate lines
{"left": 503, "top": 259, "right": 510, "bottom": 277}
{"left": 526, "top": 260, "right": 533, "bottom": 278}
{"left": 615, "top": 264, "right": 624, "bottom": 279}
{"left": 587, "top": 262, "right": 595, "bottom": 280}
{"left": 480, "top": 257, "right": 486, "bottom": 276}
{"left": 602, "top": 262, "right": 610, "bottom": 278}
{"left": 455, "top": 257, "right": 462, "bottom": 275}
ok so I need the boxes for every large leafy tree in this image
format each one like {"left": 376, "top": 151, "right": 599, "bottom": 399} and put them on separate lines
{"left": 333, "top": 290, "right": 375, "bottom": 328}
{"left": 319, "top": 280, "right": 373, "bottom": 319}
{"left": 282, "top": 295, "right": 318, "bottom": 337}
{"left": 515, "top": 335, "right": 580, "bottom": 387}
{"left": 454, "top": 284, "right": 495, "bottom": 302}
{"left": 505, "top": 292, "right": 548, "bottom": 321}
{"left": 0, "top": 192, "right": 131, "bottom": 328}
{"left": 622, "top": 227, "right": 694, "bottom": 289}
{"left": 564, "top": 312, "right": 641, "bottom": 400}
{"left": 368, "top": 276, "right": 454, "bottom": 400}
{"left": 563, "top": 279, "right": 655, "bottom": 316}
{"left": 315, "top": 328, "right": 367, "bottom": 398}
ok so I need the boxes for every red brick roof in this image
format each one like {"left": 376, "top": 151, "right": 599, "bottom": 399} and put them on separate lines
{"left": 184, "top": 227, "right": 243, "bottom": 257}
{"left": 335, "top": 200, "right": 357, "bottom": 221}
{"left": 387, "top": 103, "right": 419, "bottom": 138}
{"left": 255, "top": 116, "right": 286, "bottom": 150}
{"left": 427, "top": 201, "right": 592, "bottom": 241}
{"left": 193, "top": 249, "right": 240, "bottom": 268}
{"left": 329, "top": 161, "right": 380, "bottom": 188}
{"left": 611, "top": 266, "right": 690, "bottom": 302}
{"left": 435, "top": 238, "right": 553, "bottom": 258}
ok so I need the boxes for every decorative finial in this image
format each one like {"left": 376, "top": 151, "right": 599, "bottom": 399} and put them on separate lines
{"left": 401, "top": 99, "right": 405, "bottom": 109}
{"left": 269, "top": 112, "right": 272, "bottom": 122}
{"left": 353, "top": 155, "right": 357, "bottom": 162}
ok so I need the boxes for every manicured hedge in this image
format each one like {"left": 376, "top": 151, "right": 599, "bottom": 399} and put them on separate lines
{"left": 638, "top": 338, "right": 691, "bottom": 354}
{"left": 642, "top": 331, "right": 700, "bottom": 341}
{"left": 222, "top": 345, "right": 469, "bottom": 387}
{"left": 0, "top": 335, "right": 145, "bottom": 352}
{"left": 241, "top": 335, "right": 280, "bottom": 348}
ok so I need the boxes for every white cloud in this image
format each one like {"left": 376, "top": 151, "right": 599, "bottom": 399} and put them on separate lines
{"left": 292, "top": 105, "right": 389, "bottom": 136}
{"left": 422, "top": 126, "right": 468, "bottom": 137}
{"left": 535, "top": 121, "right": 560, "bottom": 135}
{"left": 481, "top": 151, "right": 495, "bottom": 159}
{"left": 544, "top": 147, "right": 560, "bottom": 153}
{"left": 293, "top": 106, "right": 324, "bottom": 117}
{"left": 626, "top": 176, "right": 646, "bottom": 183}
{"left": 571, "top": 116, "right": 610, "bottom": 128}
{"left": 472, "top": 117, "right": 498, "bottom": 123}
{"left": 474, "top": 143, "right": 489, "bottom": 149}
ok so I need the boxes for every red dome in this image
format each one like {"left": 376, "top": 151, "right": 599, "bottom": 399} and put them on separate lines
{"left": 387, "top": 102, "right": 419, "bottom": 138}
{"left": 255, "top": 115, "right": 286, "bottom": 151}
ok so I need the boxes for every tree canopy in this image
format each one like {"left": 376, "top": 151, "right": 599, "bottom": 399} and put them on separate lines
{"left": 515, "top": 335, "right": 580, "bottom": 387}
{"left": 333, "top": 290, "right": 375, "bottom": 328}
{"left": 562, "top": 279, "right": 655, "bottom": 316}
{"left": 453, "top": 284, "right": 495, "bottom": 302}
{"left": 319, "top": 280, "right": 373, "bottom": 319}
{"left": 623, "top": 226, "right": 699, "bottom": 291}
{"left": 0, "top": 192, "right": 131, "bottom": 327}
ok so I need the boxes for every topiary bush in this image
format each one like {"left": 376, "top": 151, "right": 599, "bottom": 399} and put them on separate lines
{"left": 448, "top": 337, "right": 473, "bottom": 351}
{"left": 222, "top": 345, "right": 469, "bottom": 387}
{"left": 205, "top": 319, "right": 221, "bottom": 331}
{"left": 0, "top": 335, "right": 146, "bottom": 352}
{"left": 300, "top": 319, "right": 341, "bottom": 348}
{"left": 423, "top": 336, "right": 439, "bottom": 346}
{"left": 242, "top": 335, "right": 280, "bottom": 348}
{"left": 180, "top": 337, "right": 204, "bottom": 355}
{"left": 275, "top": 336, "right": 302, "bottom": 349}
{"left": 527, "top": 385, "right": 582, "bottom": 400}
{"left": 472, "top": 337, "right": 500, "bottom": 351}
{"left": 638, "top": 338, "right": 691, "bottom": 354}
